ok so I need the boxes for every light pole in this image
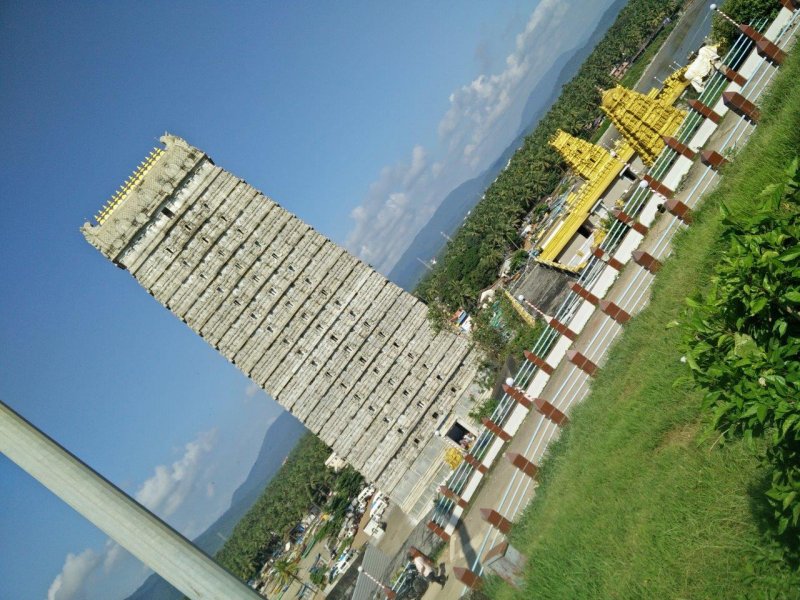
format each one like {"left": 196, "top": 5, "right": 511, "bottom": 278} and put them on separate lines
{"left": 0, "top": 400, "right": 264, "bottom": 600}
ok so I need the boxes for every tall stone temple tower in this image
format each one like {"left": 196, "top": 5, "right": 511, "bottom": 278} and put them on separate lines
{"left": 82, "top": 135, "right": 478, "bottom": 519}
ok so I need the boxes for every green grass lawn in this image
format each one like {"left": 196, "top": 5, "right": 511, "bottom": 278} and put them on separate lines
{"left": 487, "top": 47, "right": 800, "bottom": 600}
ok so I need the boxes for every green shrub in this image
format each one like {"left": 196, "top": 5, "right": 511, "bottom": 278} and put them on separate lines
{"left": 509, "top": 249, "right": 529, "bottom": 273}
{"left": 683, "top": 159, "right": 800, "bottom": 541}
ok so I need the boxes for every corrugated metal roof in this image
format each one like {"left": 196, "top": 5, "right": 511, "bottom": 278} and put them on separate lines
{"left": 351, "top": 545, "right": 392, "bottom": 600}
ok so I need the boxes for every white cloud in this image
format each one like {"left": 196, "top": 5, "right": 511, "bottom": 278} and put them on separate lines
{"left": 345, "top": 145, "right": 439, "bottom": 272}
{"left": 102, "top": 540, "right": 125, "bottom": 572}
{"left": 403, "top": 145, "right": 428, "bottom": 188}
{"left": 135, "top": 429, "right": 217, "bottom": 517}
{"left": 48, "top": 549, "right": 101, "bottom": 600}
{"left": 46, "top": 430, "right": 218, "bottom": 600}
{"left": 438, "top": 0, "right": 570, "bottom": 168}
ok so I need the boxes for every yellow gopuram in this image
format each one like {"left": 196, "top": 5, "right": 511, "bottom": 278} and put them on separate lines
{"left": 535, "top": 130, "right": 627, "bottom": 266}
{"left": 550, "top": 129, "right": 626, "bottom": 182}
{"left": 600, "top": 67, "right": 689, "bottom": 166}
{"left": 533, "top": 67, "right": 690, "bottom": 273}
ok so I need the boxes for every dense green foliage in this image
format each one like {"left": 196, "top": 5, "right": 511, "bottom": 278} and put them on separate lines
{"left": 469, "top": 294, "right": 543, "bottom": 419}
{"left": 415, "top": 0, "right": 683, "bottom": 311}
{"left": 508, "top": 249, "right": 529, "bottom": 274}
{"left": 618, "top": 21, "right": 674, "bottom": 89}
{"left": 214, "top": 435, "right": 362, "bottom": 581}
{"left": 711, "top": 0, "right": 782, "bottom": 51}
{"left": 472, "top": 295, "right": 542, "bottom": 371}
{"left": 684, "top": 161, "right": 800, "bottom": 541}
{"left": 488, "top": 44, "right": 800, "bottom": 599}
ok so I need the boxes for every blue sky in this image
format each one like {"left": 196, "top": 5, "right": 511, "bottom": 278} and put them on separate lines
{"left": 0, "top": 2, "right": 618, "bottom": 598}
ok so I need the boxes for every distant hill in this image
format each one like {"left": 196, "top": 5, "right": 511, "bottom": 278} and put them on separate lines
{"left": 125, "top": 412, "right": 307, "bottom": 600}
{"left": 387, "top": 166, "right": 496, "bottom": 291}
{"left": 387, "top": 0, "right": 627, "bottom": 292}
{"left": 516, "top": 0, "right": 627, "bottom": 137}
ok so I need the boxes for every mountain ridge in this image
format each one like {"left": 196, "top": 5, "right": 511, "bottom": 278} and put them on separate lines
{"left": 124, "top": 412, "right": 306, "bottom": 600}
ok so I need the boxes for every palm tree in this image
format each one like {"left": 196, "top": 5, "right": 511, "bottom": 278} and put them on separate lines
{"left": 271, "top": 558, "right": 302, "bottom": 592}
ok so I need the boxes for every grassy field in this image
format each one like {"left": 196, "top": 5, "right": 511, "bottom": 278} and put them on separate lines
{"left": 488, "top": 47, "right": 800, "bottom": 600}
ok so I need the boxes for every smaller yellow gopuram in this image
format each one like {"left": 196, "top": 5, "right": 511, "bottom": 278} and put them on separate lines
{"left": 535, "top": 130, "right": 628, "bottom": 267}
{"left": 549, "top": 130, "right": 625, "bottom": 182}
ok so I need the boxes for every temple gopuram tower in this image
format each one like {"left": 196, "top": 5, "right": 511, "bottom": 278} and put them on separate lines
{"left": 600, "top": 69, "right": 689, "bottom": 165}
{"left": 82, "top": 135, "right": 479, "bottom": 520}
{"left": 549, "top": 129, "right": 626, "bottom": 182}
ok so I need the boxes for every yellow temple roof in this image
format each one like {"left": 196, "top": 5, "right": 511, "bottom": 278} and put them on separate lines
{"left": 534, "top": 66, "right": 690, "bottom": 272}
{"left": 535, "top": 131, "right": 627, "bottom": 264}
{"left": 601, "top": 87, "right": 626, "bottom": 111}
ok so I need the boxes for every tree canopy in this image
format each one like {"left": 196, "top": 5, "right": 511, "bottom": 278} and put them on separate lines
{"left": 213, "top": 435, "right": 354, "bottom": 581}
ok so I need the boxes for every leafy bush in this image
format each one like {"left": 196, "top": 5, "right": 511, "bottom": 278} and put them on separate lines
{"left": 469, "top": 295, "right": 543, "bottom": 419}
{"left": 684, "top": 159, "right": 800, "bottom": 541}
{"left": 469, "top": 395, "right": 499, "bottom": 422}
{"left": 309, "top": 567, "right": 327, "bottom": 587}
{"left": 509, "top": 249, "right": 529, "bottom": 273}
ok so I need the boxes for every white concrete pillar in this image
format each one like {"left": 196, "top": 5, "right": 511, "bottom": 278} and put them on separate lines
{"left": 0, "top": 400, "right": 262, "bottom": 600}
